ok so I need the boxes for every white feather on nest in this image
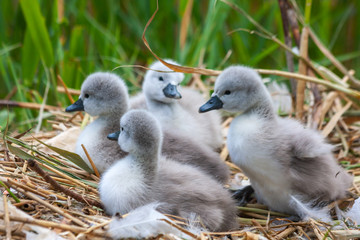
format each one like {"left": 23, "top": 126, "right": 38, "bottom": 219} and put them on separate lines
{"left": 108, "top": 202, "right": 201, "bottom": 239}
{"left": 290, "top": 195, "right": 332, "bottom": 223}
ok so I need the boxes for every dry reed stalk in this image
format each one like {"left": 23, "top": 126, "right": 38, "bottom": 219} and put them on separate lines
{"left": 80, "top": 144, "right": 100, "bottom": 178}
{"left": 258, "top": 69, "right": 360, "bottom": 98}
{"left": 65, "top": 209, "right": 107, "bottom": 224}
{"left": 352, "top": 182, "right": 360, "bottom": 195}
{"left": 322, "top": 102, "right": 352, "bottom": 137}
{"left": 36, "top": 161, "right": 98, "bottom": 194}
{"left": 141, "top": 0, "right": 221, "bottom": 76}
{"left": 0, "top": 161, "right": 23, "bottom": 166}
{"left": 12, "top": 200, "right": 37, "bottom": 208}
{"left": 49, "top": 155, "right": 84, "bottom": 171}
{"left": 6, "top": 179, "right": 49, "bottom": 199}
{"left": 0, "top": 214, "right": 109, "bottom": 237}
{"left": 251, "top": 219, "right": 274, "bottom": 239}
{"left": 278, "top": 0, "right": 297, "bottom": 99}
{"left": 275, "top": 226, "right": 297, "bottom": 240}
{"left": 270, "top": 221, "right": 308, "bottom": 228}
{"left": 332, "top": 230, "right": 360, "bottom": 240}
{"left": 335, "top": 124, "right": 349, "bottom": 156}
{"left": 57, "top": 75, "right": 75, "bottom": 104}
{"left": 9, "top": 185, "right": 87, "bottom": 227}
{"left": 308, "top": 29, "right": 360, "bottom": 88}
{"left": 56, "top": 86, "right": 81, "bottom": 95}
{"left": 57, "top": 75, "right": 84, "bottom": 121}
{"left": 219, "top": 146, "right": 229, "bottom": 161}
{"left": 82, "top": 219, "right": 111, "bottom": 235}
{"left": 318, "top": 92, "right": 338, "bottom": 130}
{"left": 3, "top": 194, "right": 11, "bottom": 240}
{"left": 309, "top": 219, "right": 326, "bottom": 240}
{"left": 221, "top": 117, "right": 233, "bottom": 128}
{"left": 0, "top": 100, "right": 59, "bottom": 111}
{"left": 179, "top": 0, "right": 193, "bottom": 49}
{"left": 296, "top": 26, "right": 309, "bottom": 120}
{"left": 160, "top": 218, "right": 198, "bottom": 239}
{"left": 27, "top": 159, "right": 102, "bottom": 208}
{"left": 225, "top": 161, "right": 242, "bottom": 171}
{"left": 296, "top": 226, "right": 311, "bottom": 239}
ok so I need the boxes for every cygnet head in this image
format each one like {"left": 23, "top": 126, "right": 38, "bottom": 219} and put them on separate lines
{"left": 199, "top": 65, "right": 271, "bottom": 114}
{"left": 108, "top": 110, "right": 163, "bottom": 155}
{"left": 65, "top": 72, "right": 129, "bottom": 117}
{"left": 143, "top": 60, "right": 185, "bottom": 103}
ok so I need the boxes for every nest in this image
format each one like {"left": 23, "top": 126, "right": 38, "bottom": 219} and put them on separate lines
{"left": 0, "top": 96, "right": 360, "bottom": 240}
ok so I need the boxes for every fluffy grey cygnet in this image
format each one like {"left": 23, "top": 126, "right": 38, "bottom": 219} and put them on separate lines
{"left": 66, "top": 72, "right": 229, "bottom": 182}
{"left": 99, "top": 110, "right": 238, "bottom": 232}
{"left": 199, "top": 65, "right": 353, "bottom": 219}
{"left": 65, "top": 72, "right": 128, "bottom": 173}
{"left": 142, "top": 60, "right": 223, "bottom": 150}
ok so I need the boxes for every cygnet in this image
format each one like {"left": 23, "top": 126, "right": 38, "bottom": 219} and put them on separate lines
{"left": 66, "top": 72, "right": 229, "bottom": 182}
{"left": 65, "top": 72, "right": 128, "bottom": 174}
{"left": 100, "top": 109, "right": 238, "bottom": 232}
{"left": 142, "top": 60, "right": 223, "bottom": 150}
{"left": 199, "top": 65, "right": 353, "bottom": 220}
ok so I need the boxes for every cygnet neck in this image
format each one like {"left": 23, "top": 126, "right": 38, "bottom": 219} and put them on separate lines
{"left": 131, "top": 147, "right": 160, "bottom": 183}
{"left": 245, "top": 92, "right": 276, "bottom": 121}
{"left": 146, "top": 98, "right": 178, "bottom": 115}
{"left": 97, "top": 102, "right": 129, "bottom": 131}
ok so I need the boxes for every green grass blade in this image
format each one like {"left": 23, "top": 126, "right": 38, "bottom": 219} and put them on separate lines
{"left": 22, "top": 29, "right": 40, "bottom": 86}
{"left": 20, "top": 0, "right": 54, "bottom": 67}
{"left": 34, "top": 138, "right": 94, "bottom": 173}
{"left": 0, "top": 179, "right": 20, "bottom": 203}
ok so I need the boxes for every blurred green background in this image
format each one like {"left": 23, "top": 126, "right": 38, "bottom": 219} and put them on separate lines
{"left": 0, "top": 0, "right": 359, "bottom": 131}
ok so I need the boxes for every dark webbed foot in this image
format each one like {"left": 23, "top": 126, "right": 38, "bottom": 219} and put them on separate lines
{"left": 231, "top": 185, "right": 254, "bottom": 206}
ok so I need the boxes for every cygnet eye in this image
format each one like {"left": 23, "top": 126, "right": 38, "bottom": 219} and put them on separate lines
{"left": 158, "top": 76, "right": 164, "bottom": 81}
{"left": 84, "top": 93, "right": 90, "bottom": 98}
{"left": 224, "top": 90, "right": 231, "bottom": 95}
{"left": 121, "top": 127, "right": 124, "bottom": 131}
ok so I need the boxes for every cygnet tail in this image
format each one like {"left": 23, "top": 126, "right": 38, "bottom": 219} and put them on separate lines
{"left": 108, "top": 202, "right": 200, "bottom": 239}
{"left": 290, "top": 195, "right": 332, "bottom": 223}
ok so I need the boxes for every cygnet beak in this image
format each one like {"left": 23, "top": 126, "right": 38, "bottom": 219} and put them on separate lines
{"left": 107, "top": 131, "right": 120, "bottom": 141}
{"left": 163, "top": 83, "right": 182, "bottom": 99}
{"left": 65, "top": 98, "right": 84, "bottom": 112}
{"left": 199, "top": 95, "right": 223, "bottom": 113}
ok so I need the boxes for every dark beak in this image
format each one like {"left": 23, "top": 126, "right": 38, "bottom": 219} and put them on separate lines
{"left": 163, "top": 83, "right": 182, "bottom": 99}
{"left": 199, "top": 95, "right": 223, "bottom": 113}
{"left": 107, "top": 131, "right": 120, "bottom": 141}
{"left": 65, "top": 98, "right": 84, "bottom": 112}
